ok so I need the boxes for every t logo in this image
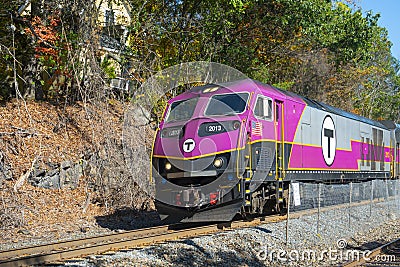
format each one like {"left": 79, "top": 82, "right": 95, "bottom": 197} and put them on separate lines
{"left": 183, "top": 138, "right": 196, "bottom": 153}
{"left": 321, "top": 115, "right": 336, "bottom": 166}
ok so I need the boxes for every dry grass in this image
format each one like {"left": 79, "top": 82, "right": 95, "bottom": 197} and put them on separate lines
{"left": 0, "top": 99, "right": 154, "bottom": 242}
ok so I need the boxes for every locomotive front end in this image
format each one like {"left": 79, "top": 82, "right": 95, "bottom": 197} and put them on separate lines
{"left": 152, "top": 86, "right": 250, "bottom": 222}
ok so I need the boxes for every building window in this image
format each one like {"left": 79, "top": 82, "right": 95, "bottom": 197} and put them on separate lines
{"left": 105, "top": 9, "right": 115, "bottom": 26}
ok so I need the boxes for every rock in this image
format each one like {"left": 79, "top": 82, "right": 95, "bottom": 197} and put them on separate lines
{"left": 37, "top": 177, "right": 52, "bottom": 189}
{"left": 17, "top": 229, "right": 31, "bottom": 235}
{"left": 47, "top": 168, "right": 59, "bottom": 177}
{"left": 35, "top": 174, "right": 61, "bottom": 189}
{"left": 46, "top": 161, "right": 59, "bottom": 169}
{"left": 80, "top": 226, "right": 90, "bottom": 233}
{"left": 61, "top": 160, "right": 72, "bottom": 169}
{"left": 33, "top": 168, "right": 46, "bottom": 177}
{"left": 74, "top": 163, "right": 83, "bottom": 177}
{"left": 59, "top": 169, "right": 67, "bottom": 188}
{"left": 29, "top": 175, "right": 41, "bottom": 183}
{"left": 50, "top": 174, "right": 61, "bottom": 189}
{"left": 0, "top": 161, "right": 13, "bottom": 181}
{"left": 59, "top": 162, "right": 82, "bottom": 189}
{"left": 80, "top": 159, "right": 88, "bottom": 171}
{"left": 0, "top": 152, "right": 12, "bottom": 182}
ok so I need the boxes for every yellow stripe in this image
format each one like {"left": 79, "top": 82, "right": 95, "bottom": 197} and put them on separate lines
{"left": 250, "top": 138, "right": 276, "bottom": 144}
{"left": 236, "top": 119, "right": 246, "bottom": 178}
{"left": 149, "top": 128, "right": 160, "bottom": 183}
{"left": 289, "top": 138, "right": 393, "bottom": 150}
{"left": 153, "top": 146, "right": 244, "bottom": 160}
{"left": 153, "top": 141, "right": 391, "bottom": 163}
{"left": 288, "top": 167, "right": 358, "bottom": 171}
{"left": 247, "top": 92, "right": 254, "bottom": 110}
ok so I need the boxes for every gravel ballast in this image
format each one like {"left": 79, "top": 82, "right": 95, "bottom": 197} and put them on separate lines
{"left": 63, "top": 198, "right": 400, "bottom": 267}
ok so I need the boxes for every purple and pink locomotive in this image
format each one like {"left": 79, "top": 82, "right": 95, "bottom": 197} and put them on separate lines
{"left": 151, "top": 79, "right": 400, "bottom": 222}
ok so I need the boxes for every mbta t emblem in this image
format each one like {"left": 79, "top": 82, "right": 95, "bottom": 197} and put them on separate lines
{"left": 183, "top": 138, "right": 196, "bottom": 153}
{"left": 321, "top": 115, "right": 336, "bottom": 166}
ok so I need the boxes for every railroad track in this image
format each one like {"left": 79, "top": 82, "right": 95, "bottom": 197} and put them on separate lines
{"left": 343, "top": 238, "right": 400, "bottom": 267}
{"left": 0, "top": 216, "right": 285, "bottom": 267}
{"left": 0, "top": 198, "right": 395, "bottom": 267}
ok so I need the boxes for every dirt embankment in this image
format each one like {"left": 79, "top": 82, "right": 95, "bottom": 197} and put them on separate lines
{"left": 0, "top": 99, "right": 154, "bottom": 244}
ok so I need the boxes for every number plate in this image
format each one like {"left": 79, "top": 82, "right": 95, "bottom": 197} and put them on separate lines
{"left": 206, "top": 124, "right": 224, "bottom": 133}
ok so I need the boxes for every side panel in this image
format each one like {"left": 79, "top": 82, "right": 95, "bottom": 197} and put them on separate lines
{"left": 360, "top": 124, "right": 371, "bottom": 171}
{"left": 289, "top": 106, "right": 390, "bottom": 174}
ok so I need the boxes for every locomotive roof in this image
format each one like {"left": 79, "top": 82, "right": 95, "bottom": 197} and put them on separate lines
{"left": 184, "top": 79, "right": 390, "bottom": 130}
{"left": 270, "top": 85, "right": 389, "bottom": 130}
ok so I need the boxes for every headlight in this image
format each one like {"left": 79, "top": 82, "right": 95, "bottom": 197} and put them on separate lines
{"left": 232, "top": 120, "right": 241, "bottom": 130}
{"left": 165, "top": 162, "right": 172, "bottom": 171}
{"left": 213, "top": 157, "right": 224, "bottom": 168}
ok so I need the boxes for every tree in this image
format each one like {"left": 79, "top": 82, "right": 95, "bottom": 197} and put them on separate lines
{"left": 0, "top": 1, "right": 36, "bottom": 100}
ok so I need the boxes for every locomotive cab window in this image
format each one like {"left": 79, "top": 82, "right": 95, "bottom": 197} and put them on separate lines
{"left": 254, "top": 95, "right": 273, "bottom": 120}
{"left": 165, "top": 97, "right": 199, "bottom": 123}
{"left": 205, "top": 92, "right": 249, "bottom": 116}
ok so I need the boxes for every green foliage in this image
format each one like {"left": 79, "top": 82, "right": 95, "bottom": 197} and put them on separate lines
{"left": 0, "top": 0, "right": 399, "bottom": 121}
{"left": 0, "top": 1, "right": 35, "bottom": 99}
{"left": 101, "top": 58, "right": 117, "bottom": 79}
{"left": 123, "top": 0, "right": 399, "bottom": 122}
{"left": 273, "top": 81, "right": 296, "bottom": 91}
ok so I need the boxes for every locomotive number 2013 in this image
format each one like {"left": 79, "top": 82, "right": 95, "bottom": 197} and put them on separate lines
{"left": 207, "top": 125, "right": 223, "bottom": 132}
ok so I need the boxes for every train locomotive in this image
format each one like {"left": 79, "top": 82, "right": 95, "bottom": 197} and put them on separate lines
{"left": 151, "top": 79, "right": 400, "bottom": 223}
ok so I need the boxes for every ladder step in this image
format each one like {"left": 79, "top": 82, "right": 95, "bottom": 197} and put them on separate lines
{"left": 245, "top": 200, "right": 251, "bottom": 206}
{"left": 245, "top": 189, "right": 250, "bottom": 193}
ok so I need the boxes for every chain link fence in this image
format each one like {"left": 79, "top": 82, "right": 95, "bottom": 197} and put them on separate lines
{"left": 285, "top": 179, "right": 400, "bottom": 239}
{"left": 289, "top": 179, "right": 400, "bottom": 212}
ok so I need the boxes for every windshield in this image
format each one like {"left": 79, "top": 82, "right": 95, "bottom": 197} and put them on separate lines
{"left": 165, "top": 97, "right": 198, "bottom": 123}
{"left": 205, "top": 93, "right": 249, "bottom": 116}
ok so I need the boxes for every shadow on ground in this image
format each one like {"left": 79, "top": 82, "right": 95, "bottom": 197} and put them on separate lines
{"left": 152, "top": 239, "right": 267, "bottom": 267}
{"left": 347, "top": 240, "right": 383, "bottom": 250}
{"left": 95, "top": 208, "right": 164, "bottom": 230}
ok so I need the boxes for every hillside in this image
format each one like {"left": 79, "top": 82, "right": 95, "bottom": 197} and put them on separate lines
{"left": 0, "top": 100, "right": 155, "bottom": 245}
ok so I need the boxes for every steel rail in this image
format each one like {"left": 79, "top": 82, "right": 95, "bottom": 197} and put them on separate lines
{"left": 0, "top": 224, "right": 170, "bottom": 267}
{"left": 342, "top": 238, "right": 400, "bottom": 267}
